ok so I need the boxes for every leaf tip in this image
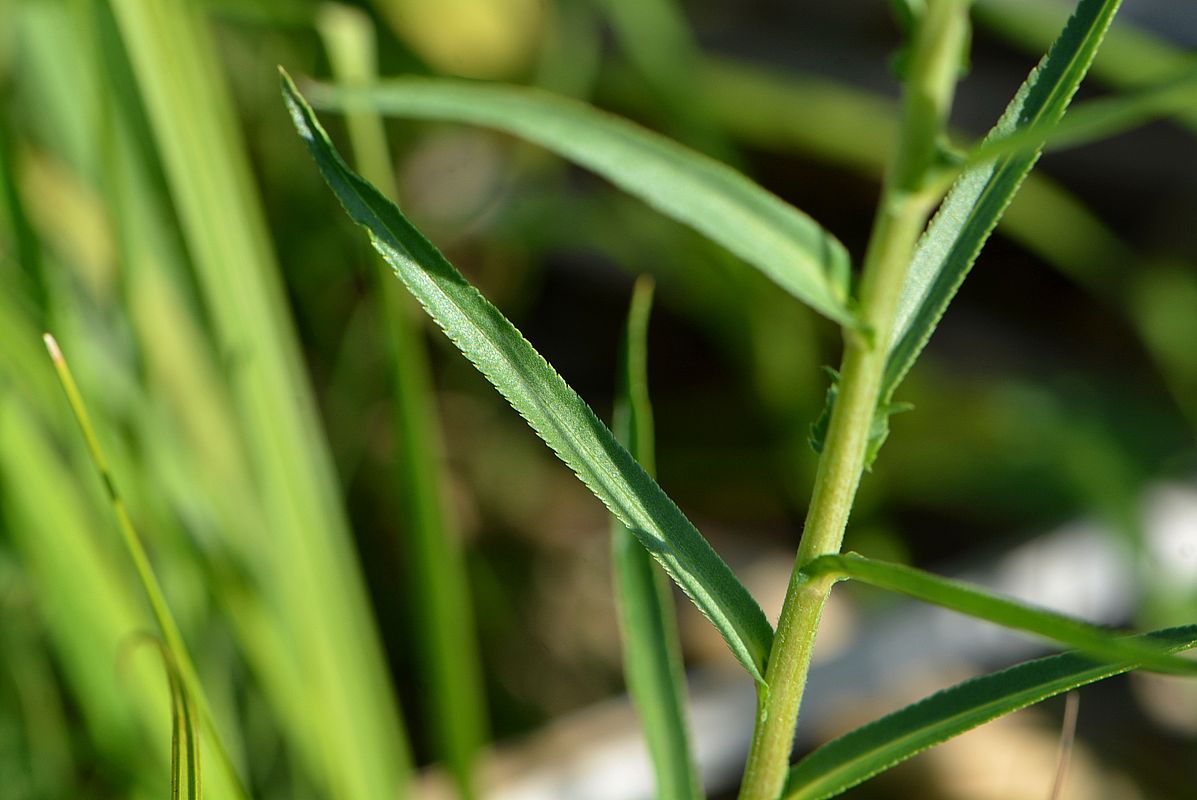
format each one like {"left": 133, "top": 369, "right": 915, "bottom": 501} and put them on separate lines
{"left": 42, "top": 332, "right": 63, "bottom": 364}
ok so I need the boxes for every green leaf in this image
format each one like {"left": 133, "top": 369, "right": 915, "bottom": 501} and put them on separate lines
{"left": 282, "top": 71, "right": 775, "bottom": 683}
{"left": 884, "top": 0, "right": 1123, "bottom": 398}
{"left": 808, "top": 368, "right": 911, "bottom": 470}
{"left": 782, "top": 624, "right": 1197, "bottom": 800}
{"left": 304, "top": 76, "right": 856, "bottom": 327}
{"left": 803, "top": 553, "right": 1197, "bottom": 676}
{"left": 611, "top": 277, "right": 702, "bottom": 800}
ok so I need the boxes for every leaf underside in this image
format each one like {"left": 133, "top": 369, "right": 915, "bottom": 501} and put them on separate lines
{"left": 282, "top": 71, "right": 774, "bottom": 683}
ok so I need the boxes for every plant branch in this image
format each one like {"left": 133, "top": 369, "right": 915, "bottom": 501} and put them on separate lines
{"left": 737, "top": 3, "right": 970, "bottom": 798}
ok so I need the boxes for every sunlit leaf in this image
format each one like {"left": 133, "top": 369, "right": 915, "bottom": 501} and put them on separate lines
{"left": 306, "top": 76, "right": 856, "bottom": 327}
{"left": 283, "top": 72, "right": 775, "bottom": 682}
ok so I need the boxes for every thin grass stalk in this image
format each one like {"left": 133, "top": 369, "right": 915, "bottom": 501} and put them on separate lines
{"left": 43, "top": 334, "right": 246, "bottom": 799}
{"left": 1048, "top": 692, "right": 1080, "bottom": 800}
{"left": 611, "top": 277, "right": 702, "bottom": 800}
{"left": 105, "top": 1, "right": 412, "bottom": 795}
{"left": 596, "top": 0, "right": 730, "bottom": 157}
{"left": 737, "top": 4, "right": 970, "bottom": 797}
{"left": 3, "top": 615, "right": 73, "bottom": 796}
{"left": 318, "top": 6, "right": 488, "bottom": 796}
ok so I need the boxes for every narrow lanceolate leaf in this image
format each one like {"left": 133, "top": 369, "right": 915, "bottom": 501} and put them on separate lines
{"left": 611, "top": 277, "right": 702, "bottom": 800}
{"left": 884, "top": 0, "right": 1123, "bottom": 397}
{"left": 782, "top": 625, "right": 1197, "bottom": 800}
{"left": 305, "top": 77, "right": 856, "bottom": 327}
{"left": 803, "top": 554, "right": 1197, "bottom": 676}
{"left": 975, "top": 0, "right": 1197, "bottom": 134}
{"left": 282, "top": 72, "right": 775, "bottom": 683}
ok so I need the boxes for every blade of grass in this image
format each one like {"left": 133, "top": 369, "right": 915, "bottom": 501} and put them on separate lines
{"left": 781, "top": 624, "right": 1197, "bottom": 800}
{"left": 305, "top": 76, "right": 856, "bottom": 327}
{"left": 85, "top": 7, "right": 330, "bottom": 781}
{"left": 593, "top": 0, "right": 730, "bottom": 157}
{"left": 0, "top": 573, "right": 74, "bottom": 797}
{"left": 106, "top": 2, "right": 413, "bottom": 795}
{"left": 0, "top": 105, "right": 46, "bottom": 312}
{"left": 318, "top": 6, "right": 488, "bottom": 797}
{"left": 0, "top": 110, "right": 169, "bottom": 780}
{"left": 803, "top": 553, "right": 1197, "bottom": 675}
{"left": 884, "top": 0, "right": 1124, "bottom": 399}
{"left": 282, "top": 72, "right": 775, "bottom": 683}
{"left": 611, "top": 276, "right": 702, "bottom": 800}
{"left": 43, "top": 334, "right": 247, "bottom": 799}
{"left": 0, "top": 398, "right": 151, "bottom": 773}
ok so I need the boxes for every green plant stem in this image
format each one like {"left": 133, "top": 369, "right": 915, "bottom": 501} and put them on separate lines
{"left": 43, "top": 333, "right": 246, "bottom": 799}
{"left": 737, "top": 4, "right": 969, "bottom": 798}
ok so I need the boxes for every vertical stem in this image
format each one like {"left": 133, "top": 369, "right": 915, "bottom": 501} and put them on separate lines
{"left": 319, "top": 8, "right": 488, "bottom": 797}
{"left": 737, "top": 4, "right": 970, "bottom": 799}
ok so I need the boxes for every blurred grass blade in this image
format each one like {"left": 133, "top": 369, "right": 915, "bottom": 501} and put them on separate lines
{"left": 283, "top": 72, "right": 775, "bottom": 682}
{"left": 803, "top": 553, "right": 1197, "bottom": 675}
{"left": 318, "top": 5, "right": 488, "bottom": 797}
{"left": 0, "top": 110, "right": 46, "bottom": 312}
{"left": 781, "top": 624, "right": 1197, "bottom": 800}
{"left": 594, "top": 0, "right": 729, "bottom": 156}
{"left": 0, "top": 398, "right": 145, "bottom": 765}
{"left": 883, "top": 0, "right": 1122, "bottom": 397}
{"left": 107, "top": 1, "right": 413, "bottom": 795}
{"left": 595, "top": 0, "right": 698, "bottom": 103}
{"left": 611, "top": 276, "right": 702, "bottom": 800}
{"left": 305, "top": 76, "right": 856, "bottom": 327}
{"left": 43, "top": 334, "right": 243, "bottom": 798}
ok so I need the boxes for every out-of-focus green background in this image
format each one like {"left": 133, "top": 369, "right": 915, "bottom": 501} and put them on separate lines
{"left": 1, "top": 0, "right": 1195, "bottom": 798}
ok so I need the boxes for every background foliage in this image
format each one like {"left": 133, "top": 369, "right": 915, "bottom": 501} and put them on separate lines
{"left": 0, "top": 0, "right": 1195, "bottom": 798}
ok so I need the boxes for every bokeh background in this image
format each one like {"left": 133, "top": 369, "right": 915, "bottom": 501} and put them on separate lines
{"left": 1, "top": 0, "right": 1195, "bottom": 798}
